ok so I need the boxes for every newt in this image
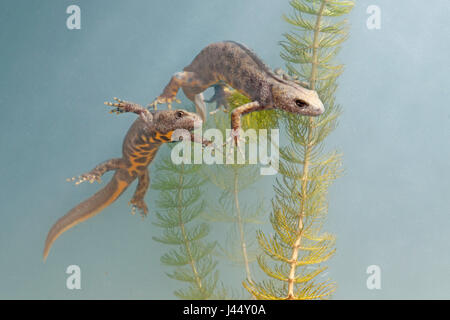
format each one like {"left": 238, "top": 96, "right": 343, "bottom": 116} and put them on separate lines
{"left": 43, "top": 98, "right": 209, "bottom": 261}
{"left": 150, "top": 41, "right": 325, "bottom": 143}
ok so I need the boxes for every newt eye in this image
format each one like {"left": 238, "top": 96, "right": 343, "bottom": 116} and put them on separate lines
{"left": 295, "top": 99, "right": 308, "bottom": 108}
{"left": 176, "top": 111, "right": 184, "bottom": 119}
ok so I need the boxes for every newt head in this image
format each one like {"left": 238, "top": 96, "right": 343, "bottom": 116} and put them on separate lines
{"left": 271, "top": 82, "right": 325, "bottom": 116}
{"left": 153, "top": 109, "right": 202, "bottom": 135}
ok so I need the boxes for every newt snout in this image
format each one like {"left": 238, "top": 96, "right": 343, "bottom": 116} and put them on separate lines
{"left": 296, "top": 97, "right": 325, "bottom": 116}
{"left": 306, "top": 91, "right": 325, "bottom": 116}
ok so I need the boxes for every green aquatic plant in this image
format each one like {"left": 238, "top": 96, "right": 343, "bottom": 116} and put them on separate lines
{"left": 201, "top": 111, "right": 265, "bottom": 296}
{"left": 203, "top": 162, "right": 263, "bottom": 288}
{"left": 244, "top": 0, "right": 353, "bottom": 300}
{"left": 227, "top": 90, "right": 279, "bottom": 131}
{"left": 152, "top": 148, "right": 223, "bottom": 299}
{"left": 201, "top": 89, "right": 280, "bottom": 297}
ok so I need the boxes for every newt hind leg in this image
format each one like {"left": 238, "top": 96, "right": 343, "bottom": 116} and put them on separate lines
{"left": 129, "top": 170, "right": 150, "bottom": 218}
{"left": 149, "top": 71, "right": 212, "bottom": 110}
{"left": 68, "top": 158, "right": 127, "bottom": 185}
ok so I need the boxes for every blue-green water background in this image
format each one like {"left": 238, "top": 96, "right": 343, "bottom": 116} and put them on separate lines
{"left": 0, "top": 0, "right": 449, "bottom": 299}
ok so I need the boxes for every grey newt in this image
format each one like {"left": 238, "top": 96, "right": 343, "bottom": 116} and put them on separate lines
{"left": 150, "top": 41, "right": 325, "bottom": 142}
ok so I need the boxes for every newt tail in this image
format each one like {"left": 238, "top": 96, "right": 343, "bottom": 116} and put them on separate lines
{"left": 43, "top": 171, "right": 131, "bottom": 261}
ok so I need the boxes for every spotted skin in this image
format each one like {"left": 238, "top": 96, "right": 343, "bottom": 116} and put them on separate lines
{"left": 151, "top": 41, "right": 325, "bottom": 142}
{"left": 43, "top": 100, "right": 208, "bottom": 261}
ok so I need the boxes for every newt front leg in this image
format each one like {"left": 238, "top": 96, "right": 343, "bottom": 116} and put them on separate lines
{"left": 228, "top": 101, "right": 267, "bottom": 145}
{"left": 149, "top": 71, "right": 211, "bottom": 112}
{"left": 149, "top": 71, "right": 199, "bottom": 110}
{"left": 105, "top": 97, "right": 153, "bottom": 123}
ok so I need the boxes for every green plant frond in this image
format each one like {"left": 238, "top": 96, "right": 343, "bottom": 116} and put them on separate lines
{"left": 159, "top": 247, "right": 190, "bottom": 266}
{"left": 243, "top": 280, "right": 283, "bottom": 300}
{"left": 257, "top": 255, "right": 327, "bottom": 284}
{"left": 155, "top": 223, "right": 211, "bottom": 246}
{"left": 218, "top": 235, "right": 259, "bottom": 266}
{"left": 203, "top": 195, "right": 265, "bottom": 225}
{"left": 174, "top": 271, "right": 219, "bottom": 300}
{"left": 256, "top": 231, "right": 293, "bottom": 264}
{"left": 311, "top": 107, "right": 341, "bottom": 130}
{"left": 280, "top": 33, "right": 313, "bottom": 52}
{"left": 246, "top": 0, "right": 352, "bottom": 300}
{"left": 287, "top": 0, "right": 319, "bottom": 16}
{"left": 159, "top": 242, "right": 216, "bottom": 273}
{"left": 202, "top": 208, "right": 236, "bottom": 224}
{"left": 295, "top": 280, "right": 336, "bottom": 300}
{"left": 315, "top": 67, "right": 344, "bottom": 83}
{"left": 201, "top": 165, "right": 260, "bottom": 191}
{"left": 296, "top": 247, "right": 336, "bottom": 267}
{"left": 284, "top": 12, "right": 349, "bottom": 36}
{"left": 325, "top": 0, "right": 354, "bottom": 15}
{"left": 153, "top": 157, "right": 221, "bottom": 299}
{"left": 319, "top": 19, "right": 349, "bottom": 34}
{"left": 156, "top": 159, "right": 203, "bottom": 176}
{"left": 153, "top": 228, "right": 185, "bottom": 246}
{"left": 156, "top": 186, "right": 202, "bottom": 209}
{"left": 200, "top": 109, "right": 269, "bottom": 290}
{"left": 156, "top": 224, "right": 196, "bottom": 245}
{"left": 256, "top": 256, "right": 291, "bottom": 283}
{"left": 317, "top": 47, "right": 343, "bottom": 66}
{"left": 152, "top": 210, "right": 181, "bottom": 229}
{"left": 294, "top": 266, "right": 328, "bottom": 283}
{"left": 302, "top": 230, "right": 335, "bottom": 243}
{"left": 276, "top": 158, "right": 342, "bottom": 192}
{"left": 211, "top": 282, "right": 232, "bottom": 300}
{"left": 166, "top": 265, "right": 201, "bottom": 283}
{"left": 283, "top": 13, "right": 315, "bottom": 32}
{"left": 152, "top": 174, "right": 204, "bottom": 191}
{"left": 190, "top": 241, "right": 218, "bottom": 262}
{"left": 194, "top": 256, "right": 219, "bottom": 279}
{"left": 153, "top": 202, "right": 205, "bottom": 229}
{"left": 238, "top": 200, "right": 267, "bottom": 222}
{"left": 270, "top": 209, "right": 297, "bottom": 246}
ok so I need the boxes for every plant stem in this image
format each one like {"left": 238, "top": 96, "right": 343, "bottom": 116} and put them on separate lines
{"left": 177, "top": 164, "right": 204, "bottom": 294}
{"left": 286, "top": 0, "right": 326, "bottom": 300}
{"left": 233, "top": 168, "right": 253, "bottom": 284}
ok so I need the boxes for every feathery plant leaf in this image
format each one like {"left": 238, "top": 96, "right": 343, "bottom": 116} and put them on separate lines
{"left": 152, "top": 146, "right": 222, "bottom": 300}
{"left": 201, "top": 94, "right": 278, "bottom": 295}
{"left": 244, "top": 0, "right": 353, "bottom": 300}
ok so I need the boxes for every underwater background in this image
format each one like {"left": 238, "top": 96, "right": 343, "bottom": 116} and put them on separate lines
{"left": 0, "top": 0, "right": 449, "bottom": 299}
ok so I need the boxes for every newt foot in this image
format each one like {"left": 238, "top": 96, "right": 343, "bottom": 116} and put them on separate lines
{"left": 148, "top": 96, "right": 181, "bottom": 110}
{"left": 104, "top": 97, "right": 143, "bottom": 115}
{"left": 209, "top": 106, "right": 229, "bottom": 115}
{"left": 129, "top": 199, "right": 149, "bottom": 218}
{"left": 67, "top": 173, "right": 102, "bottom": 185}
